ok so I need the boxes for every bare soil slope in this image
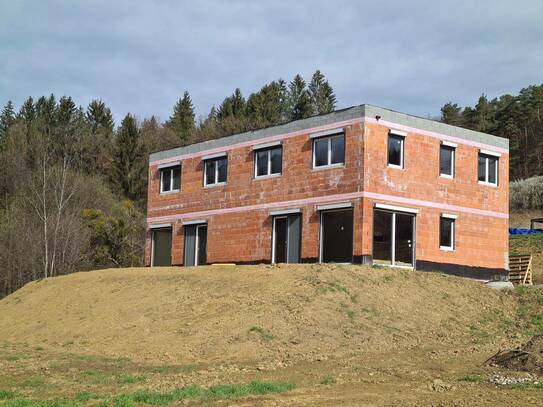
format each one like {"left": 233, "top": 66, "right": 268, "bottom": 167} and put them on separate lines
{"left": 0, "top": 264, "right": 518, "bottom": 365}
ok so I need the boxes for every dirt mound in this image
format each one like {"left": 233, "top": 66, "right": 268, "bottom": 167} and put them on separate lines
{"left": 0, "top": 264, "right": 518, "bottom": 364}
{"left": 486, "top": 335, "right": 543, "bottom": 374}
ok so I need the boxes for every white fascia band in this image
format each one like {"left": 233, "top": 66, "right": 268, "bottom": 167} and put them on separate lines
{"left": 182, "top": 219, "right": 207, "bottom": 225}
{"left": 252, "top": 140, "right": 282, "bottom": 150}
{"left": 479, "top": 149, "right": 502, "bottom": 158}
{"left": 441, "top": 140, "right": 458, "bottom": 148}
{"left": 202, "top": 152, "right": 227, "bottom": 161}
{"left": 309, "top": 127, "right": 344, "bottom": 139}
{"left": 158, "top": 161, "right": 181, "bottom": 169}
{"left": 389, "top": 128, "right": 407, "bottom": 137}
{"left": 317, "top": 202, "right": 352, "bottom": 211}
{"left": 149, "top": 223, "right": 172, "bottom": 229}
{"left": 270, "top": 208, "right": 301, "bottom": 216}
{"left": 375, "top": 203, "right": 419, "bottom": 214}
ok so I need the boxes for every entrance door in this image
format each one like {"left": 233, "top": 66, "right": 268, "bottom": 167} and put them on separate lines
{"left": 373, "top": 210, "right": 415, "bottom": 267}
{"left": 152, "top": 227, "right": 172, "bottom": 266}
{"left": 184, "top": 224, "right": 208, "bottom": 266}
{"left": 320, "top": 209, "right": 353, "bottom": 263}
{"left": 272, "top": 214, "right": 301, "bottom": 263}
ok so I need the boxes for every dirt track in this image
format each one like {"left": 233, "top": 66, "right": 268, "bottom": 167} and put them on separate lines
{"left": 0, "top": 265, "right": 542, "bottom": 405}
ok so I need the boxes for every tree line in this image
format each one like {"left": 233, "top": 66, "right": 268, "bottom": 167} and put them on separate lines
{"left": 440, "top": 84, "right": 543, "bottom": 181}
{"left": 0, "top": 70, "right": 336, "bottom": 298}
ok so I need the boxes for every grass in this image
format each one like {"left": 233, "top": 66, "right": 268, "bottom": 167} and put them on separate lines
{"left": 116, "top": 374, "right": 146, "bottom": 384}
{"left": 511, "top": 381, "right": 543, "bottom": 390}
{"left": 320, "top": 375, "right": 336, "bottom": 385}
{"left": 248, "top": 326, "right": 274, "bottom": 341}
{"left": 79, "top": 370, "right": 109, "bottom": 384}
{"left": 459, "top": 374, "right": 484, "bottom": 383}
{"left": 0, "top": 382, "right": 295, "bottom": 407}
{"left": 22, "top": 376, "right": 44, "bottom": 388}
{"left": 514, "top": 286, "right": 543, "bottom": 335}
{"left": 112, "top": 381, "right": 295, "bottom": 405}
{"left": 0, "top": 390, "right": 16, "bottom": 400}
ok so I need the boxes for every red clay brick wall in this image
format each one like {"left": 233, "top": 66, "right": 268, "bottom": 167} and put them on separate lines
{"left": 360, "top": 122, "right": 509, "bottom": 270}
{"left": 145, "top": 122, "right": 365, "bottom": 265}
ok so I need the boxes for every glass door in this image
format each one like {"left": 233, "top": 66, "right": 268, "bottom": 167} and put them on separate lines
{"left": 373, "top": 209, "right": 415, "bottom": 267}
{"left": 272, "top": 217, "right": 288, "bottom": 263}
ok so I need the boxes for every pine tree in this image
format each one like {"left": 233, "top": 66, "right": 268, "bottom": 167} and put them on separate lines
{"left": 0, "top": 101, "right": 16, "bottom": 142}
{"left": 86, "top": 100, "right": 114, "bottom": 133}
{"left": 309, "top": 70, "right": 337, "bottom": 114}
{"left": 218, "top": 88, "right": 246, "bottom": 119}
{"left": 440, "top": 102, "right": 463, "bottom": 126}
{"left": 246, "top": 80, "right": 288, "bottom": 128}
{"left": 167, "top": 91, "right": 195, "bottom": 145}
{"left": 288, "top": 74, "right": 314, "bottom": 120}
{"left": 112, "top": 114, "right": 145, "bottom": 202}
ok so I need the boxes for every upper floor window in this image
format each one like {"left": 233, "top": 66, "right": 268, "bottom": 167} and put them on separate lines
{"left": 440, "top": 142, "right": 456, "bottom": 178}
{"left": 440, "top": 214, "right": 457, "bottom": 251}
{"left": 313, "top": 133, "right": 344, "bottom": 168}
{"left": 160, "top": 164, "right": 181, "bottom": 194}
{"left": 478, "top": 151, "right": 499, "bottom": 186}
{"left": 204, "top": 155, "right": 227, "bottom": 186}
{"left": 388, "top": 130, "right": 405, "bottom": 168}
{"left": 254, "top": 145, "right": 282, "bottom": 178}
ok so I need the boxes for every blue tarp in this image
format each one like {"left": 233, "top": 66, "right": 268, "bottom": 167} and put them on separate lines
{"left": 509, "top": 228, "right": 543, "bottom": 235}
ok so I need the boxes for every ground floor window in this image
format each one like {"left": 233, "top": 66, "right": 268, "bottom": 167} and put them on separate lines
{"left": 320, "top": 209, "right": 353, "bottom": 263}
{"left": 151, "top": 227, "right": 172, "bottom": 266}
{"left": 373, "top": 209, "right": 415, "bottom": 267}
{"left": 439, "top": 215, "right": 456, "bottom": 250}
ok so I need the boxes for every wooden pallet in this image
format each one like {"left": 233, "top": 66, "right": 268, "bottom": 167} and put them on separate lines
{"left": 508, "top": 255, "right": 533, "bottom": 285}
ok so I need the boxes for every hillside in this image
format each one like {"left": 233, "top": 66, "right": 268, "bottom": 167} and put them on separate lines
{"left": 1, "top": 265, "right": 542, "bottom": 406}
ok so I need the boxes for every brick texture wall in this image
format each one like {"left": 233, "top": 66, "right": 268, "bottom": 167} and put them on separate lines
{"left": 145, "top": 118, "right": 509, "bottom": 276}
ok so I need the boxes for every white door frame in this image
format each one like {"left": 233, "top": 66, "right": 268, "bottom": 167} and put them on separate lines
{"left": 194, "top": 224, "right": 207, "bottom": 266}
{"left": 373, "top": 209, "right": 416, "bottom": 268}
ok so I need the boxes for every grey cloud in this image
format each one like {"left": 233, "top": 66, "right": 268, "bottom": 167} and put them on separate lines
{"left": 0, "top": 0, "right": 541, "bottom": 124}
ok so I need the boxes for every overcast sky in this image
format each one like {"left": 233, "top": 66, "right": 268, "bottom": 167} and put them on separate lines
{"left": 1, "top": 0, "right": 542, "bottom": 123}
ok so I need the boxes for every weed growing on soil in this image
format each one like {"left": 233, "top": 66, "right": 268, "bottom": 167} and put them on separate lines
{"left": 116, "top": 374, "right": 146, "bottom": 384}
{"left": 460, "top": 374, "right": 484, "bottom": 383}
{"left": 22, "top": 376, "right": 44, "bottom": 387}
{"left": 0, "top": 390, "right": 16, "bottom": 400}
{"left": 248, "top": 326, "right": 274, "bottom": 341}
{"left": 320, "top": 375, "right": 336, "bottom": 385}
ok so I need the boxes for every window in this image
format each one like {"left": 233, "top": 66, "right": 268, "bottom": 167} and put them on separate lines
{"left": 313, "top": 134, "right": 344, "bottom": 168}
{"left": 160, "top": 165, "right": 181, "bottom": 193}
{"left": 255, "top": 146, "right": 282, "bottom": 177}
{"left": 440, "top": 215, "right": 456, "bottom": 250}
{"left": 204, "top": 156, "right": 227, "bottom": 186}
{"left": 388, "top": 133, "right": 404, "bottom": 168}
{"left": 478, "top": 153, "right": 499, "bottom": 186}
{"left": 440, "top": 144, "right": 455, "bottom": 177}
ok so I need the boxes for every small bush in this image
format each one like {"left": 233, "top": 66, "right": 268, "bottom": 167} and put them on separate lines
{"left": 320, "top": 375, "right": 336, "bottom": 385}
{"left": 510, "top": 176, "right": 543, "bottom": 210}
{"left": 459, "top": 374, "right": 483, "bottom": 383}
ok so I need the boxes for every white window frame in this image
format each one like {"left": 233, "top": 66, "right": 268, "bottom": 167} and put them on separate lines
{"left": 477, "top": 153, "right": 499, "bottom": 187}
{"left": 312, "top": 133, "right": 345, "bottom": 169}
{"left": 254, "top": 146, "right": 282, "bottom": 179}
{"left": 439, "top": 215, "right": 456, "bottom": 251}
{"left": 387, "top": 133, "right": 405, "bottom": 169}
{"left": 160, "top": 165, "right": 181, "bottom": 194}
{"left": 439, "top": 144, "right": 455, "bottom": 179}
{"left": 203, "top": 157, "right": 227, "bottom": 187}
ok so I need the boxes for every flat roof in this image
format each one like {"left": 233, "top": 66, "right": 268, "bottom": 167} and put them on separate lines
{"left": 150, "top": 104, "right": 509, "bottom": 163}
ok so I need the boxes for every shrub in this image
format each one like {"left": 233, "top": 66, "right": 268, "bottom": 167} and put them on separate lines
{"left": 510, "top": 176, "right": 543, "bottom": 210}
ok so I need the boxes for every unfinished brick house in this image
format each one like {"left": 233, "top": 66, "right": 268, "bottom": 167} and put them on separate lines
{"left": 145, "top": 105, "right": 509, "bottom": 280}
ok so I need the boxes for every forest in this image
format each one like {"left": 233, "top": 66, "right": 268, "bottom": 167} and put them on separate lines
{"left": 0, "top": 73, "right": 541, "bottom": 298}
